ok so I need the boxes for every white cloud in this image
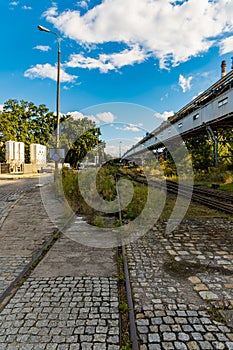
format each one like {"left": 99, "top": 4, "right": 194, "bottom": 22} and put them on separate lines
{"left": 67, "top": 111, "right": 98, "bottom": 123}
{"left": 116, "top": 123, "right": 143, "bottom": 132}
{"left": 9, "top": 1, "right": 18, "bottom": 6}
{"left": 43, "top": 3, "right": 58, "bottom": 18}
{"left": 24, "top": 64, "right": 77, "bottom": 83}
{"left": 178, "top": 74, "right": 193, "bottom": 93}
{"left": 43, "top": 0, "right": 233, "bottom": 70}
{"left": 33, "top": 45, "right": 51, "bottom": 52}
{"left": 66, "top": 45, "right": 147, "bottom": 73}
{"left": 105, "top": 143, "right": 129, "bottom": 157}
{"left": 154, "top": 111, "right": 174, "bottom": 121}
{"left": 77, "top": 0, "right": 90, "bottom": 9}
{"left": 0, "top": 104, "right": 4, "bottom": 112}
{"left": 67, "top": 111, "right": 116, "bottom": 124}
{"left": 66, "top": 54, "right": 114, "bottom": 73}
{"left": 219, "top": 36, "right": 233, "bottom": 55}
{"left": 96, "top": 112, "right": 115, "bottom": 123}
{"left": 22, "top": 5, "right": 32, "bottom": 10}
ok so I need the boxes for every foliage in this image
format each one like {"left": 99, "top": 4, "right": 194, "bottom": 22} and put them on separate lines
{"left": 62, "top": 163, "right": 157, "bottom": 227}
{"left": 0, "top": 99, "right": 55, "bottom": 162}
{"left": 185, "top": 129, "right": 233, "bottom": 174}
{"left": 185, "top": 134, "right": 213, "bottom": 173}
{"left": 216, "top": 128, "right": 233, "bottom": 170}
{"left": 61, "top": 169, "right": 95, "bottom": 220}
{"left": 0, "top": 100, "right": 103, "bottom": 166}
{"left": 59, "top": 116, "right": 102, "bottom": 168}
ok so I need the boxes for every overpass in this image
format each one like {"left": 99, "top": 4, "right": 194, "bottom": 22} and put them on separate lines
{"left": 123, "top": 62, "right": 233, "bottom": 166}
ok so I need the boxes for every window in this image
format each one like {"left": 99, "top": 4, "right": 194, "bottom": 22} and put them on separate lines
{"left": 218, "top": 97, "right": 228, "bottom": 107}
{"left": 178, "top": 122, "right": 183, "bottom": 128}
{"left": 193, "top": 113, "right": 199, "bottom": 121}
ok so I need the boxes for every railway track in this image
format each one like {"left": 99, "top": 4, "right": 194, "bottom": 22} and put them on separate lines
{"left": 166, "top": 180, "right": 233, "bottom": 214}
{"left": 126, "top": 173, "right": 233, "bottom": 214}
{"left": 118, "top": 173, "right": 233, "bottom": 348}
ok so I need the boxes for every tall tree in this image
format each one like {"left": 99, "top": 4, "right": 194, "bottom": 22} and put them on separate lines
{"left": 217, "top": 128, "right": 233, "bottom": 170}
{"left": 0, "top": 99, "right": 55, "bottom": 162}
{"left": 185, "top": 134, "right": 213, "bottom": 173}
{"left": 58, "top": 116, "right": 102, "bottom": 168}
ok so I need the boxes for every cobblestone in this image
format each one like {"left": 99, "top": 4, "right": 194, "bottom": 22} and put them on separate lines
{"left": 0, "top": 276, "right": 120, "bottom": 349}
{"left": 0, "top": 257, "right": 30, "bottom": 294}
{"left": 127, "top": 218, "right": 233, "bottom": 349}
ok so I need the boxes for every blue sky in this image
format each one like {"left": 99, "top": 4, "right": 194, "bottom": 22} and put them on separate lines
{"left": 1, "top": 0, "right": 233, "bottom": 155}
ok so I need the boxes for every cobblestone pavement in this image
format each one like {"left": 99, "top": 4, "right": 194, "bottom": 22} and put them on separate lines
{"left": 127, "top": 218, "right": 233, "bottom": 350}
{"left": 0, "top": 178, "right": 39, "bottom": 226}
{"left": 0, "top": 257, "right": 30, "bottom": 295}
{"left": 0, "top": 179, "right": 56, "bottom": 300}
{"left": 0, "top": 276, "right": 120, "bottom": 350}
{"left": 0, "top": 179, "right": 121, "bottom": 349}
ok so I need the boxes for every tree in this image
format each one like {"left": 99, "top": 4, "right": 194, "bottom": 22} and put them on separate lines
{"left": 0, "top": 99, "right": 103, "bottom": 167}
{"left": 185, "top": 134, "right": 213, "bottom": 173}
{"left": 58, "top": 116, "right": 102, "bottom": 168}
{"left": 185, "top": 128, "right": 233, "bottom": 173}
{"left": 217, "top": 128, "right": 233, "bottom": 170}
{"left": 0, "top": 99, "right": 55, "bottom": 162}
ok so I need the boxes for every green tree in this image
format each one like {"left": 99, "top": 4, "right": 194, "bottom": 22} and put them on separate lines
{"left": 217, "top": 128, "right": 233, "bottom": 170}
{"left": 0, "top": 99, "right": 55, "bottom": 162}
{"left": 58, "top": 116, "right": 102, "bottom": 168}
{"left": 185, "top": 129, "right": 233, "bottom": 173}
{"left": 185, "top": 134, "right": 213, "bottom": 173}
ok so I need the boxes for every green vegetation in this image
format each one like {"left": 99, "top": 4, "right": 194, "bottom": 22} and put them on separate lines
{"left": 220, "top": 182, "right": 233, "bottom": 194}
{"left": 185, "top": 129, "right": 233, "bottom": 174}
{"left": 62, "top": 163, "right": 155, "bottom": 227}
{"left": 157, "top": 128, "right": 233, "bottom": 185}
{"left": 117, "top": 250, "right": 131, "bottom": 350}
{"left": 59, "top": 116, "right": 102, "bottom": 168}
{"left": 0, "top": 99, "right": 55, "bottom": 162}
{"left": 62, "top": 159, "right": 232, "bottom": 228}
{"left": 0, "top": 99, "right": 103, "bottom": 167}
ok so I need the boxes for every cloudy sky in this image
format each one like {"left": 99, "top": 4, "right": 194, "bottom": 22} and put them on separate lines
{"left": 1, "top": 0, "right": 233, "bottom": 155}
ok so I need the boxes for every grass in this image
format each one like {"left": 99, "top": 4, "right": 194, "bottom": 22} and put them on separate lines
{"left": 62, "top": 164, "right": 154, "bottom": 227}
{"left": 219, "top": 182, "right": 233, "bottom": 194}
{"left": 117, "top": 249, "right": 132, "bottom": 349}
{"left": 194, "top": 169, "right": 233, "bottom": 185}
{"left": 158, "top": 192, "right": 231, "bottom": 221}
{"left": 61, "top": 165, "right": 233, "bottom": 227}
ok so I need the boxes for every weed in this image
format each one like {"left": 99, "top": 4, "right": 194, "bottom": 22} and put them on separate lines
{"left": 207, "top": 304, "right": 226, "bottom": 323}
{"left": 117, "top": 249, "right": 131, "bottom": 349}
{"left": 119, "top": 301, "right": 129, "bottom": 316}
{"left": 93, "top": 216, "right": 105, "bottom": 228}
{"left": 120, "top": 342, "right": 132, "bottom": 350}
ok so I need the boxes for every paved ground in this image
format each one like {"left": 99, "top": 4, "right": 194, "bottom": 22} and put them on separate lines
{"left": 0, "top": 177, "right": 39, "bottom": 226}
{"left": 127, "top": 218, "right": 233, "bottom": 349}
{"left": 0, "top": 177, "right": 45, "bottom": 295}
{"left": 0, "top": 177, "right": 120, "bottom": 349}
{"left": 0, "top": 176, "right": 233, "bottom": 349}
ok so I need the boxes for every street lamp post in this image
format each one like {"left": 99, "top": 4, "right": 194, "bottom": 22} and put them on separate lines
{"left": 37, "top": 25, "right": 61, "bottom": 174}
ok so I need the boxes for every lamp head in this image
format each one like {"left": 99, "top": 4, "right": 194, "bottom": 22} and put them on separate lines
{"left": 38, "top": 25, "right": 51, "bottom": 33}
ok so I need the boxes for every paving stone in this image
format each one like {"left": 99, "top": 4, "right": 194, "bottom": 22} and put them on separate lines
{"left": 126, "top": 218, "right": 233, "bottom": 350}
{"left": 0, "top": 276, "right": 120, "bottom": 348}
{"left": 174, "top": 342, "right": 188, "bottom": 349}
{"left": 148, "top": 333, "right": 160, "bottom": 342}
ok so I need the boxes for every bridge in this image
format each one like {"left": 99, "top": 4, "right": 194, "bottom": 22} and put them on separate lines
{"left": 123, "top": 62, "right": 233, "bottom": 166}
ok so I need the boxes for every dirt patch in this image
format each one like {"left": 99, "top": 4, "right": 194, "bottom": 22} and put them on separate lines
{"left": 163, "top": 257, "right": 233, "bottom": 278}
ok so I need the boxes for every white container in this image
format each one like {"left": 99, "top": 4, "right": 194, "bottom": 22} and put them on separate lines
{"left": 14, "top": 142, "right": 24, "bottom": 161}
{"left": 5, "top": 141, "right": 15, "bottom": 162}
{"left": 30, "top": 144, "right": 46, "bottom": 165}
{"left": 18, "top": 142, "right": 24, "bottom": 162}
